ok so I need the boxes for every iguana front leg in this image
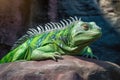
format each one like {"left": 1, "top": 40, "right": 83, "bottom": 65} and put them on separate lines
{"left": 30, "top": 44, "right": 62, "bottom": 61}
{"left": 80, "top": 46, "right": 98, "bottom": 59}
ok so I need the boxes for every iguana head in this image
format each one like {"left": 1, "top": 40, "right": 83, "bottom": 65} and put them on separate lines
{"left": 71, "top": 21, "right": 102, "bottom": 46}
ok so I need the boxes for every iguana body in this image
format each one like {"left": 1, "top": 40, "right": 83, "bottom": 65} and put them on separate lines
{"left": 0, "top": 17, "right": 102, "bottom": 64}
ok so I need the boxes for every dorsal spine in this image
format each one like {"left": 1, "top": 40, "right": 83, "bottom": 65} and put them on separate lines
{"left": 11, "top": 16, "right": 81, "bottom": 50}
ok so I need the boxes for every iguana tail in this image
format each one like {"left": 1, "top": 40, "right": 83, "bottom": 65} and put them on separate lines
{"left": 0, "top": 43, "right": 31, "bottom": 64}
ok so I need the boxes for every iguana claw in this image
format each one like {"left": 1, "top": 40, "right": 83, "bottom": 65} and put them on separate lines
{"left": 51, "top": 52, "right": 63, "bottom": 61}
{"left": 82, "top": 53, "right": 99, "bottom": 60}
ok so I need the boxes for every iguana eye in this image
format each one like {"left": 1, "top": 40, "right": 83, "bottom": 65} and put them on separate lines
{"left": 82, "top": 24, "right": 89, "bottom": 31}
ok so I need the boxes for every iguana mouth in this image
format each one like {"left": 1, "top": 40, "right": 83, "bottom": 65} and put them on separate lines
{"left": 78, "top": 38, "right": 98, "bottom": 46}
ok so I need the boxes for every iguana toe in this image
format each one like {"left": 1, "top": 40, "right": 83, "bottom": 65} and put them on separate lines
{"left": 82, "top": 53, "right": 98, "bottom": 60}
{"left": 50, "top": 53, "right": 63, "bottom": 61}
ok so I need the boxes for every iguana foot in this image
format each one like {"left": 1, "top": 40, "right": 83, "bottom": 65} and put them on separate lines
{"left": 82, "top": 53, "right": 98, "bottom": 60}
{"left": 31, "top": 51, "right": 63, "bottom": 61}
{"left": 49, "top": 52, "right": 63, "bottom": 61}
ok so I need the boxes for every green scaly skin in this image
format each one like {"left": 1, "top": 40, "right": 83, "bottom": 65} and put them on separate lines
{"left": 0, "top": 17, "right": 102, "bottom": 64}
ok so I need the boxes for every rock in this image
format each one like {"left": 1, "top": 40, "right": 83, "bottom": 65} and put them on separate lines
{"left": 57, "top": 0, "right": 101, "bottom": 17}
{"left": 0, "top": 0, "right": 31, "bottom": 45}
{"left": 0, "top": 43, "right": 11, "bottom": 59}
{"left": 0, "top": 55, "right": 120, "bottom": 80}
{"left": 30, "top": 0, "right": 49, "bottom": 25}
{"left": 95, "top": 0, "right": 120, "bottom": 65}
{"left": 99, "top": 0, "right": 120, "bottom": 33}
{"left": 99, "top": 0, "right": 118, "bottom": 26}
{"left": 0, "top": 0, "right": 33, "bottom": 58}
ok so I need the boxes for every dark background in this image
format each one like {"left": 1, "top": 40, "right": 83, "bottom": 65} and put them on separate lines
{"left": 0, "top": 0, "right": 120, "bottom": 65}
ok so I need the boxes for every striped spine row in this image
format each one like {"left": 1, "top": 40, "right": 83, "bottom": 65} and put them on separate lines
{"left": 12, "top": 16, "right": 81, "bottom": 50}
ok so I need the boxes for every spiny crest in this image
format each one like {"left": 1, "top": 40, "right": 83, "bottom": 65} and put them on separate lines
{"left": 27, "top": 16, "right": 81, "bottom": 35}
{"left": 23, "top": 16, "right": 81, "bottom": 38}
{"left": 11, "top": 16, "right": 81, "bottom": 50}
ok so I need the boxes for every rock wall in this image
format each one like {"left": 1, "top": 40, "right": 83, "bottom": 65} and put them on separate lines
{"left": 0, "top": 0, "right": 31, "bottom": 45}
{"left": 99, "top": 0, "right": 120, "bottom": 35}
{"left": 0, "top": 0, "right": 31, "bottom": 58}
{"left": 30, "top": 0, "right": 49, "bottom": 26}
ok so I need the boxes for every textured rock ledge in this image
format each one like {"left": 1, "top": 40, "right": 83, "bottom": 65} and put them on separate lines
{"left": 0, "top": 55, "right": 120, "bottom": 80}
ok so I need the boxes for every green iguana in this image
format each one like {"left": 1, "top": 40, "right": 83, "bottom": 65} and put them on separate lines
{"left": 0, "top": 17, "right": 102, "bottom": 64}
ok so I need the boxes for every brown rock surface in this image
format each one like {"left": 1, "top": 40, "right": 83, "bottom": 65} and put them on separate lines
{"left": 0, "top": 55, "right": 120, "bottom": 80}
